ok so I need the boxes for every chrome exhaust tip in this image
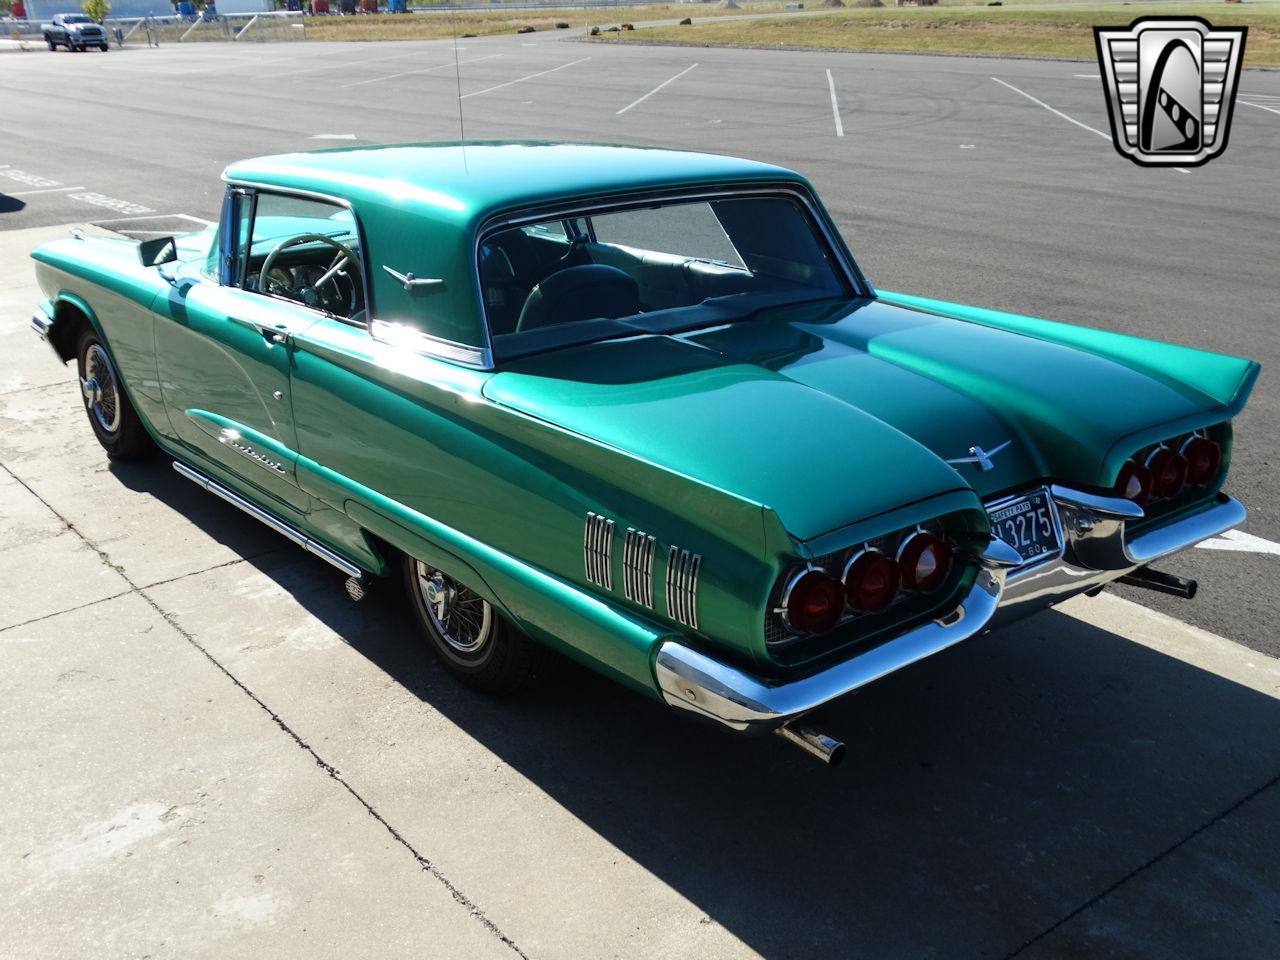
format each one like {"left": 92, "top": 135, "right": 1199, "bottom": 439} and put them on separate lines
{"left": 1117, "top": 566, "right": 1197, "bottom": 599}
{"left": 775, "top": 718, "right": 846, "bottom": 766}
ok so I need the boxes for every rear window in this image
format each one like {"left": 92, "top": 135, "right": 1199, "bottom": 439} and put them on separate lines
{"left": 478, "top": 193, "right": 849, "bottom": 359}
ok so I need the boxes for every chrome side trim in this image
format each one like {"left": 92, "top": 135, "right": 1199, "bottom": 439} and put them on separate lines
{"left": 369, "top": 319, "right": 492, "bottom": 368}
{"left": 583, "top": 512, "right": 615, "bottom": 590}
{"left": 623, "top": 528, "right": 657, "bottom": 609}
{"left": 665, "top": 546, "right": 701, "bottom": 630}
{"left": 172, "top": 460, "right": 363, "bottom": 579}
{"left": 656, "top": 568, "right": 1003, "bottom": 732}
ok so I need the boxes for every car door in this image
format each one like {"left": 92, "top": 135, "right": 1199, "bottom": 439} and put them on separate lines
{"left": 155, "top": 187, "right": 332, "bottom": 516}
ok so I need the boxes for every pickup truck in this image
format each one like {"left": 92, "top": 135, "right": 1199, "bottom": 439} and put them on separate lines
{"left": 43, "top": 13, "right": 108, "bottom": 51}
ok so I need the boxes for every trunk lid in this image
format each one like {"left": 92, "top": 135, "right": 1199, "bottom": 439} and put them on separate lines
{"left": 483, "top": 297, "right": 1223, "bottom": 541}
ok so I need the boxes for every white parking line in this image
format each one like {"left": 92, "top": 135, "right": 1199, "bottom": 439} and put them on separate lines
{"left": 340, "top": 53, "right": 501, "bottom": 90}
{"left": 5, "top": 185, "right": 85, "bottom": 197}
{"left": 70, "top": 193, "right": 153, "bottom": 215}
{"left": 1197, "top": 529, "right": 1280, "bottom": 555}
{"left": 826, "top": 68, "right": 844, "bottom": 138}
{"left": 91, "top": 213, "right": 215, "bottom": 225}
{"left": 616, "top": 63, "right": 698, "bottom": 116}
{"left": 1239, "top": 99, "right": 1280, "bottom": 117}
{"left": 460, "top": 57, "right": 591, "bottom": 100}
{"left": 992, "top": 76, "right": 1111, "bottom": 140}
{"left": 991, "top": 77, "right": 1192, "bottom": 174}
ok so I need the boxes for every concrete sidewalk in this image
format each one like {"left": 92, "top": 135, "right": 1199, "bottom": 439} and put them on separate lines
{"left": 3, "top": 223, "right": 1279, "bottom": 959}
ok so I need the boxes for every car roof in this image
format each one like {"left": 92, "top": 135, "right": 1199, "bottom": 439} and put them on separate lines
{"left": 220, "top": 141, "right": 822, "bottom": 364}
{"left": 222, "top": 141, "right": 807, "bottom": 228}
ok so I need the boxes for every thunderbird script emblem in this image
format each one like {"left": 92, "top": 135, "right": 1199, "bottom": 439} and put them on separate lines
{"left": 1095, "top": 17, "right": 1247, "bottom": 167}
{"left": 946, "top": 440, "right": 1012, "bottom": 473}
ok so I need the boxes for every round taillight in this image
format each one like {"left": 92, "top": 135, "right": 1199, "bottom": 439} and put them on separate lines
{"left": 781, "top": 569, "right": 845, "bottom": 635}
{"left": 842, "top": 549, "right": 900, "bottom": 613}
{"left": 1116, "top": 459, "right": 1153, "bottom": 504}
{"left": 1180, "top": 436, "right": 1222, "bottom": 486}
{"left": 897, "top": 532, "right": 952, "bottom": 593}
{"left": 1145, "top": 446, "right": 1188, "bottom": 499}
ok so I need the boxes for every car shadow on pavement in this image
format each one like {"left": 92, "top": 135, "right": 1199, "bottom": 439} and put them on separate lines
{"left": 286, "top": 555, "right": 1280, "bottom": 959}
{"left": 109, "top": 461, "right": 1280, "bottom": 959}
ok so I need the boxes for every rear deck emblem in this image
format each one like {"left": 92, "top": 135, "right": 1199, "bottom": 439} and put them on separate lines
{"left": 1095, "top": 17, "right": 1247, "bottom": 167}
{"left": 947, "top": 440, "right": 1012, "bottom": 473}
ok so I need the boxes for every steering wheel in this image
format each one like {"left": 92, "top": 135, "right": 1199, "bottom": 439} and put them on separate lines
{"left": 258, "top": 233, "right": 363, "bottom": 316}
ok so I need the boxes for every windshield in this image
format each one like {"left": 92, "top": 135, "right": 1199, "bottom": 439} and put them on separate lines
{"left": 479, "top": 193, "right": 851, "bottom": 360}
{"left": 61, "top": 15, "right": 92, "bottom": 22}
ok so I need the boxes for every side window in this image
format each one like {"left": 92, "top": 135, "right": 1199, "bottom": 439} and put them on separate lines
{"left": 238, "top": 191, "right": 368, "bottom": 323}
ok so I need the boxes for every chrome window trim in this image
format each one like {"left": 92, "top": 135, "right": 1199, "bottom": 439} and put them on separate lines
{"left": 223, "top": 179, "right": 375, "bottom": 331}
{"left": 474, "top": 183, "right": 870, "bottom": 369}
{"left": 224, "top": 177, "right": 495, "bottom": 365}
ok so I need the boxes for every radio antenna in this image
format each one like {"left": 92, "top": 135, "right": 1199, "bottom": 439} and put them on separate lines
{"left": 451, "top": 10, "right": 468, "bottom": 172}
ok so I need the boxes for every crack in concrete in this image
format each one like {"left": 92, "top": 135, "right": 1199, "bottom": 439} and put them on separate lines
{"left": 0, "top": 380, "right": 72, "bottom": 399}
{"left": 0, "top": 459, "right": 531, "bottom": 960}
{"left": 1003, "top": 770, "right": 1280, "bottom": 958}
{"left": 1, "top": 589, "right": 135, "bottom": 634}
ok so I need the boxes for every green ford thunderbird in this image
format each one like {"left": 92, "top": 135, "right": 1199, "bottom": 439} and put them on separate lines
{"left": 30, "top": 142, "right": 1257, "bottom": 764}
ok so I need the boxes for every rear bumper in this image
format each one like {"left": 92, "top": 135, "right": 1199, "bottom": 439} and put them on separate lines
{"left": 655, "top": 488, "right": 1244, "bottom": 732}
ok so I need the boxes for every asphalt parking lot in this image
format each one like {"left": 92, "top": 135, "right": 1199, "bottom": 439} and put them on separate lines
{"left": 2, "top": 33, "right": 1279, "bottom": 959}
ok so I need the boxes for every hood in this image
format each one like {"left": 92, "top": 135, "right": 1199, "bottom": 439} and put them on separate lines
{"left": 483, "top": 298, "right": 1231, "bottom": 541}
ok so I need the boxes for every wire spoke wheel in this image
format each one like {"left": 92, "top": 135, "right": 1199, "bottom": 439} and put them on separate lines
{"left": 415, "top": 561, "right": 493, "bottom": 656}
{"left": 81, "top": 343, "right": 121, "bottom": 434}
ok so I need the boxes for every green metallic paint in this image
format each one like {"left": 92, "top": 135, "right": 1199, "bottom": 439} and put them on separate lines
{"left": 28, "top": 142, "right": 1259, "bottom": 702}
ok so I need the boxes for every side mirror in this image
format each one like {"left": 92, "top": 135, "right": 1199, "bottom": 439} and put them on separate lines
{"left": 138, "top": 236, "right": 178, "bottom": 268}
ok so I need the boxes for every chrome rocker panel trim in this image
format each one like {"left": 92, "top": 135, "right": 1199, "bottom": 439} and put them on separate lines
{"left": 656, "top": 488, "right": 1244, "bottom": 733}
{"left": 172, "top": 460, "right": 364, "bottom": 579}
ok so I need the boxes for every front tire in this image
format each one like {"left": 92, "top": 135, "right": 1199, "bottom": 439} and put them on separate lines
{"left": 75, "top": 329, "right": 152, "bottom": 460}
{"left": 404, "top": 557, "right": 551, "bottom": 693}
{"left": 46, "top": 38, "right": 56, "bottom": 50}
{"left": 100, "top": 44, "right": 109, "bottom": 51}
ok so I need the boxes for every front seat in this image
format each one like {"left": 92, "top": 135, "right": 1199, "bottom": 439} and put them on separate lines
{"left": 516, "top": 264, "right": 641, "bottom": 332}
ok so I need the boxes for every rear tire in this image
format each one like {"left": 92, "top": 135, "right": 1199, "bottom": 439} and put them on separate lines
{"left": 46, "top": 38, "right": 56, "bottom": 50}
{"left": 75, "top": 329, "right": 153, "bottom": 461}
{"left": 404, "top": 556, "right": 551, "bottom": 693}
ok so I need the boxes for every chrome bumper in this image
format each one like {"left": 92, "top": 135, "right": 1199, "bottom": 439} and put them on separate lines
{"left": 31, "top": 305, "right": 63, "bottom": 361}
{"left": 655, "top": 488, "right": 1245, "bottom": 733}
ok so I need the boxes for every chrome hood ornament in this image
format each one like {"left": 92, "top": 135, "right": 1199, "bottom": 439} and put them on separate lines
{"left": 947, "top": 440, "right": 1012, "bottom": 473}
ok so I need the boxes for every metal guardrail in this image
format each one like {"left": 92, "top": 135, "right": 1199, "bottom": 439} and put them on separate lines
{"left": 4, "top": 0, "right": 705, "bottom": 45}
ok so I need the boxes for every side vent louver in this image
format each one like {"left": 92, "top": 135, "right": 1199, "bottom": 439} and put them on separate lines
{"left": 623, "top": 529, "right": 657, "bottom": 609}
{"left": 665, "top": 546, "right": 702, "bottom": 629}
{"left": 583, "top": 512, "right": 615, "bottom": 589}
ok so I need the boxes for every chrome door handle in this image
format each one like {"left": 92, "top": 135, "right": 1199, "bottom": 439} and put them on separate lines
{"left": 229, "top": 316, "right": 289, "bottom": 346}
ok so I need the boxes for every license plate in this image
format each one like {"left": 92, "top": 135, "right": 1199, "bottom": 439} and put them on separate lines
{"left": 987, "top": 490, "right": 1061, "bottom": 565}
